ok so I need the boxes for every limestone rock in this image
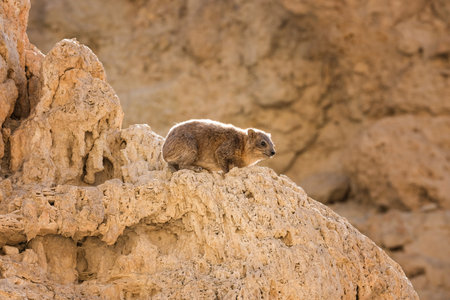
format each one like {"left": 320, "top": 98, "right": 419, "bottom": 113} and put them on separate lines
{"left": 0, "top": 165, "right": 419, "bottom": 299}
{"left": 25, "top": 0, "right": 450, "bottom": 298}
{"left": 0, "top": 0, "right": 30, "bottom": 119}
{"left": 29, "top": 235, "right": 78, "bottom": 284}
{"left": 0, "top": 0, "right": 23, "bottom": 161}
{"left": 332, "top": 203, "right": 450, "bottom": 300}
{"left": 0, "top": 78, "right": 18, "bottom": 159}
{"left": 0, "top": 0, "right": 45, "bottom": 168}
{"left": 0, "top": 0, "right": 428, "bottom": 298}
{"left": 2, "top": 245, "right": 19, "bottom": 255}
{"left": 9, "top": 39, "right": 123, "bottom": 185}
{"left": 299, "top": 172, "right": 350, "bottom": 204}
{"left": 347, "top": 116, "right": 450, "bottom": 210}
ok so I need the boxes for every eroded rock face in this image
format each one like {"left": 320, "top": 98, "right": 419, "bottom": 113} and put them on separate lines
{"left": 25, "top": 1, "right": 450, "bottom": 298}
{"left": 332, "top": 203, "right": 450, "bottom": 300}
{"left": 347, "top": 116, "right": 450, "bottom": 210}
{"left": 0, "top": 1, "right": 420, "bottom": 299}
{"left": 9, "top": 39, "right": 123, "bottom": 185}
{"left": 1, "top": 165, "right": 419, "bottom": 299}
{"left": 0, "top": 0, "right": 30, "bottom": 120}
{"left": 0, "top": 0, "right": 27, "bottom": 163}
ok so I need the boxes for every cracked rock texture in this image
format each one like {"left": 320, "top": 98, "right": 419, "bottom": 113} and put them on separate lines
{"left": 26, "top": 0, "right": 450, "bottom": 299}
{"left": 0, "top": 0, "right": 420, "bottom": 299}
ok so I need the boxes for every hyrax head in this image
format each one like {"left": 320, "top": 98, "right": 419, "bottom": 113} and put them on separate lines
{"left": 246, "top": 128, "right": 276, "bottom": 163}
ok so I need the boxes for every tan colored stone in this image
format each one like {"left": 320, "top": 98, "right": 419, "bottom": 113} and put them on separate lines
{"left": 0, "top": 0, "right": 31, "bottom": 119}
{"left": 0, "top": 80, "right": 18, "bottom": 124}
{"left": 0, "top": 79, "right": 18, "bottom": 160}
{"left": 0, "top": 0, "right": 442, "bottom": 298}
{"left": 332, "top": 203, "right": 450, "bottom": 300}
{"left": 0, "top": 165, "right": 419, "bottom": 299}
{"left": 9, "top": 39, "right": 123, "bottom": 185}
{"left": 2, "top": 245, "right": 19, "bottom": 255}
{"left": 0, "top": 27, "right": 418, "bottom": 295}
{"left": 0, "top": 56, "right": 7, "bottom": 83}
{"left": 0, "top": 0, "right": 45, "bottom": 165}
{"left": 299, "top": 172, "right": 350, "bottom": 204}
{"left": 29, "top": 235, "right": 78, "bottom": 284}
{"left": 24, "top": 45, "right": 45, "bottom": 113}
{"left": 431, "top": 0, "right": 450, "bottom": 25}
{"left": 347, "top": 116, "right": 450, "bottom": 210}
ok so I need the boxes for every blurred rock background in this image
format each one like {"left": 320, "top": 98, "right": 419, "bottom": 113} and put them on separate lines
{"left": 27, "top": 0, "right": 449, "bottom": 299}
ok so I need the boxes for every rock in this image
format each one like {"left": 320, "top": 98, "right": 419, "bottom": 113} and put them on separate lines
{"left": 0, "top": 0, "right": 30, "bottom": 119}
{"left": 0, "top": 165, "right": 419, "bottom": 299}
{"left": 2, "top": 245, "right": 19, "bottom": 255}
{"left": 9, "top": 39, "right": 123, "bottom": 185}
{"left": 0, "top": 79, "right": 18, "bottom": 160}
{"left": 0, "top": 0, "right": 46, "bottom": 166}
{"left": 0, "top": 0, "right": 432, "bottom": 298}
{"left": 24, "top": 44, "right": 45, "bottom": 113}
{"left": 431, "top": 0, "right": 450, "bottom": 25}
{"left": 347, "top": 116, "right": 450, "bottom": 210}
{"left": 0, "top": 79, "right": 19, "bottom": 125}
{"left": 29, "top": 235, "right": 78, "bottom": 284}
{"left": 332, "top": 203, "right": 450, "bottom": 300}
{"left": 299, "top": 172, "right": 350, "bottom": 204}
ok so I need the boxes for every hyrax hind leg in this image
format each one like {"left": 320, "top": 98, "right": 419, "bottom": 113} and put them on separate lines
{"left": 162, "top": 133, "right": 202, "bottom": 172}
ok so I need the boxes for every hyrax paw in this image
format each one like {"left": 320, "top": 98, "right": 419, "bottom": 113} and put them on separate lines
{"left": 191, "top": 166, "right": 203, "bottom": 172}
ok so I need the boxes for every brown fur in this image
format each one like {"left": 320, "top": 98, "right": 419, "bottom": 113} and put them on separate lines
{"left": 162, "top": 119, "right": 276, "bottom": 172}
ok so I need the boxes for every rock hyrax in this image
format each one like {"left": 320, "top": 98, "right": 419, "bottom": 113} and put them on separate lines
{"left": 162, "top": 119, "right": 276, "bottom": 173}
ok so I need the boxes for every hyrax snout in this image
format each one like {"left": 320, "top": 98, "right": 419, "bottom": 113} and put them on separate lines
{"left": 162, "top": 119, "right": 275, "bottom": 173}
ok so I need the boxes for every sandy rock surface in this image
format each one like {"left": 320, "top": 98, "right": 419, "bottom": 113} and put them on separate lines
{"left": 25, "top": 1, "right": 450, "bottom": 298}
{"left": 347, "top": 116, "right": 450, "bottom": 210}
{"left": 332, "top": 203, "right": 450, "bottom": 300}
{"left": 0, "top": 1, "right": 421, "bottom": 299}
{"left": 0, "top": 165, "right": 419, "bottom": 299}
{"left": 10, "top": 39, "right": 123, "bottom": 186}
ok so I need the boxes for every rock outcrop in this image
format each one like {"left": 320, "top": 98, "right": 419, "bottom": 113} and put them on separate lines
{"left": 25, "top": 0, "right": 450, "bottom": 298}
{"left": 10, "top": 39, "right": 123, "bottom": 186}
{"left": 347, "top": 116, "right": 450, "bottom": 211}
{"left": 0, "top": 1, "right": 420, "bottom": 299}
{"left": 0, "top": 164, "right": 420, "bottom": 299}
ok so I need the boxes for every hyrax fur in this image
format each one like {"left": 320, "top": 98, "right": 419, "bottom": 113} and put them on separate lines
{"left": 162, "top": 119, "right": 276, "bottom": 173}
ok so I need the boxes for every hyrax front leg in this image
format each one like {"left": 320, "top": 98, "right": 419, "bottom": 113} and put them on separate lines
{"left": 215, "top": 140, "right": 235, "bottom": 173}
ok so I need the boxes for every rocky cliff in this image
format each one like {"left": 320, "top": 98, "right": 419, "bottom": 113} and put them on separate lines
{"left": 0, "top": 0, "right": 420, "bottom": 299}
{"left": 25, "top": 0, "right": 450, "bottom": 299}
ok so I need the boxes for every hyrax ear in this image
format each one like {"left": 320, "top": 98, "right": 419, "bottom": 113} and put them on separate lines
{"left": 247, "top": 129, "right": 257, "bottom": 139}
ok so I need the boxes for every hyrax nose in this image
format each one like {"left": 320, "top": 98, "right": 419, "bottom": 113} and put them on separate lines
{"left": 271, "top": 150, "right": 276, "bottom": 156}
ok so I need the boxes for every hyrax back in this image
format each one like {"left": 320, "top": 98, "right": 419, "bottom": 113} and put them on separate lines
{"left": 162, "top": 119, "right": 275, "bottom": 173}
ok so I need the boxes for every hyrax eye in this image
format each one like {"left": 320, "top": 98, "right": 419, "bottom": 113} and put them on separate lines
{"left": 260, "top": 141, "right": 266, "bottom": 146}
